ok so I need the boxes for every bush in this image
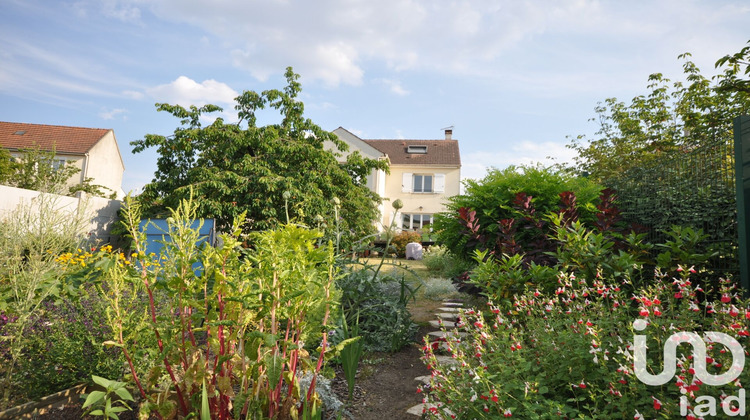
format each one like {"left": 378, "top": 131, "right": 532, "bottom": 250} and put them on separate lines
{"left": 421, "top": 270, "right": 750, "bottom": 419}
{"left": 423, "top": 245, "right": 474, "bottom": 279}
{"left": 391, "top": 231, "right": 423, "bottom": 257}
{"left": 434, "top": 164, "right": 603, "bottom": 260}
{"left": 336, "top": 264, "right": 419, "bottom": 353}
{"left": 17, "top": 290, "right": 123, "bottom": 401}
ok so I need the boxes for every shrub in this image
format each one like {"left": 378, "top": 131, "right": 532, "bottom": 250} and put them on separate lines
{"left": 391, "top": 230, "right": 423, "bottom": 257}
{"left": 87, "top": 197, "right": 340, "bottom": 419}
{"left": 423, "top": 245, "right": 475, "bottom": 279}
{"left": 16, "top": 290, "right": 123, "bottom": 401}
{"left": 434, "top": 164, "right": 603, "bottom": 260}
{"left": 421, "top": 270, "right": 750, "bottom": 419}
{"left": 336, "top": 264, "right": 419, "bottom": 353}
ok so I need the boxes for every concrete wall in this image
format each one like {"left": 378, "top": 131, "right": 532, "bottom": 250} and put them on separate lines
{"left": 85, "top": 131, "right": 125, "bottom": 198}
{"left": 0, "top": 185, "right": 122, "bottom": 244}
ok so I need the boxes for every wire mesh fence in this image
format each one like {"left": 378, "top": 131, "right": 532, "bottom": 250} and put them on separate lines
{"left": 605, "top": 137, "right": 738, "bottom": 279}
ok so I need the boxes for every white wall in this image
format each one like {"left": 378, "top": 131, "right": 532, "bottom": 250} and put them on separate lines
{"left": 0, "top": 185, "right": 122, "bottom": 243}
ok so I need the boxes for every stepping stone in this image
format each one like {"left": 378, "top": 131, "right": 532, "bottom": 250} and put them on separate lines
{"left": 441, "top": 302, "right": 464, "bottom": 307}
{"left": 437, "top": 307, "right": 461, "bottom": 312}
{"left": 434, "top": 355, "right": 459, "bottom": 366}
{"left": 435, "top": 312, "right": 459, "bottom": 321}
{"left": 429, "top": 320, "right": 459, "bottom": 329}
{"left": 406, "top": 403, "right": 455, "bottom": 418}
{"left": 429, "top": 331, "right": 468, "bottom": 339}
{"left": 414, "top": 375, "right": 431, "bottom": 385}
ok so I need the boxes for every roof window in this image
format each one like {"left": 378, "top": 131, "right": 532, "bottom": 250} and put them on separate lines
{"left": 13, "top": 130, "right": 26, "bottom": 135}
{"left": 407, "top": 145, "right": 427, "bottom": 154}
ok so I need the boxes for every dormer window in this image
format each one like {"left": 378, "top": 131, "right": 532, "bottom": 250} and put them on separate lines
{"left": 407, "top": 145, "right": 427, "bottom": 154}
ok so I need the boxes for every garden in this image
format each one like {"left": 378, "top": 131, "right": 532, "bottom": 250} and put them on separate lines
{"left": 2, "top": 43, "right": 750, "bottom": 419}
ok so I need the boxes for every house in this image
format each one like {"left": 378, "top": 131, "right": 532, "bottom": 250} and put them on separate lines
{"left": 331, "top": 127, "right": 461, "bottom": 232}
{"left": 0, "top": 121, "right": 125, "bottom": 198}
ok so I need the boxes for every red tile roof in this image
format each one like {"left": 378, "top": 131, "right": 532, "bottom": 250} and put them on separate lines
{"left": 363, "top": 139, "right": 461, "bottom": 166}
{"left": 0, "top": 121, "right": 111, "bottom": 155}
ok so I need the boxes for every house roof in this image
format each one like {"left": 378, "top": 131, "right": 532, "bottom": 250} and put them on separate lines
{"left": 0, "top": 121, "right": 112, "bottom": 155}
{"left": 363, "top": 139, "right": 461, "bottom": 166}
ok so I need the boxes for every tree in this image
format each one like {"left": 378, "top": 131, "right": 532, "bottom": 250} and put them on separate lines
{"left": 716, "top": 40, "right": 750, "bottom": 94}
{"left": 568, "top": 47, "right": 750, "bottom": 183}
{"left": 132, "top": 67, "right": 388, "bottom": 242}
{"left": 1, "top": 146, "right": 112, "bottom": 197}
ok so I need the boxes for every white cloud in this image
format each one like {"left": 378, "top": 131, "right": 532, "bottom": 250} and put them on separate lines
{"left": 377, "top": 79, "right": 409, "bottom": 96}
{"left": 99, "top": 108, "right": 128, "bottom": 120}
{"left": 146, "top": 76, "right": 238, "bottom": 107}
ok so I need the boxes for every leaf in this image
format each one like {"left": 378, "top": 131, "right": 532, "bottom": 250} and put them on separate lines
{"left": 264, "top": 351, "right": 283, "bottom": 388}
{"left": 91, "top": 375, "right": 112, "bottom": 388}
{"left": 114, "top": 386, "right": 135, "bottom": 402}
{"left": 82, "top": 390, "right": 106, "bottom": 409}
{"left": 201, "top": 379, "right": 210, "bottom": 420}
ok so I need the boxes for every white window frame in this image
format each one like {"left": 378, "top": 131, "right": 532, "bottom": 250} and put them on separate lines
{"left": 401, "top": 172, "right": 446, "bottom": 194}
{"left": 401, "top": 213, "right": 434, "bottom": 230}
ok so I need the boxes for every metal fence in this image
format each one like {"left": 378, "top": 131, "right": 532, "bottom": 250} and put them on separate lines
{"left": 605, "top": 137, "right": 738, "bottom": 278}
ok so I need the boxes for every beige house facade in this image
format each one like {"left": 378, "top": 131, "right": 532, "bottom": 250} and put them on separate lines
{"left": 0, "top": 122, "right": 125, "bottom": 198}
{"left": 331, "top": 127, "right": 461, "bottom": 232}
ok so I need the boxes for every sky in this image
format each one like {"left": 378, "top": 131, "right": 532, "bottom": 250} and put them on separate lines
{"left": 1, "top": 0, "right": 748, "bottom": 195}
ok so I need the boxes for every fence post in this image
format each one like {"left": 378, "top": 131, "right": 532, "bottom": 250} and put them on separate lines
{"left": 735, "top": 115, "right": 750, "bottom": 295}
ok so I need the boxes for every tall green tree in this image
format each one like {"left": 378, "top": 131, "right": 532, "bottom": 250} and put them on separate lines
{"left": 132, "top": 67, "right": 388, "bottom": 241}
{"left": 568, "top": 44, "right": 750, "bottom": 183}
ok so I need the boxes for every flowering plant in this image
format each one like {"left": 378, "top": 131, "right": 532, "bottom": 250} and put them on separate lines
{"left": 422, "top": 268, "right": 750, "bottom": 419}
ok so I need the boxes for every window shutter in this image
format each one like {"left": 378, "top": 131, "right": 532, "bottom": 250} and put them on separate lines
{"left": 402, "top": 172, "right": 413, "bottom": 193}
{"left": 434, "top": 173, "right": 445, "bottom": 193}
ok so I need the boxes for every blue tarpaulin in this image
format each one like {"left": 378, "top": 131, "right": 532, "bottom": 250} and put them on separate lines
{"left": 138, "top": 219, "right": 216, "bottom": 270}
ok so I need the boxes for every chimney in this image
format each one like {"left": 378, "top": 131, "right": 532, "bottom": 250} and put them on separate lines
{"left": 444, "top": 128, "right": 453, "bottom": 140}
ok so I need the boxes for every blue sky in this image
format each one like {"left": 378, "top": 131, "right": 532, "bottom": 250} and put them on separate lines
{"left": 1, "top": 0, "right": 748, "bottom": 194}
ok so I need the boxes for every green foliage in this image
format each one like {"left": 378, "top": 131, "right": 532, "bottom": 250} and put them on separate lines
{"left": 336, "top": 265, "right": 419, "bottom": 353}
{"left": 390, "top": 230, "right": 423, "bottom": 257}
{"left": 339, "top": 313, "right": 363, "bottom": 401}
{"left": 715, "top": 39, "right": 750, "bottom": 94}
{"left": 568, "top": 49, "right": 750, "bottom": 184}
{"left": 422, "top": 245, "right": 475, "bottom": 279}
{"left": 89, "top": 196, "right": 340, "bottom": 419}
{"left": 132, "top": 67, "right": 388, "bottom": 245}
{"left": 422, "top": 270, "right": 750, "bottom": 419}
{"left": 4, "top": 146, "right": 111, "bottom": 197}
{"left": 0, "top": 192, "right": 88, "bottom": 409}
{"left": 549, "top": 217, "right": 650, "bottom": 287}
{"left": 469, "top": 251, "right": 557, "bottom": 302}
{"left": 82, "top": 375, "right": 134, "bottom": 419}
{"left": 435, "top": 164, "right": 602, "bottom": 259}
{"left": 14, "top": 290, "right": 123, "bottom": 401}
{"left": 0, "top": 148, "right": 16, "bottom": 184}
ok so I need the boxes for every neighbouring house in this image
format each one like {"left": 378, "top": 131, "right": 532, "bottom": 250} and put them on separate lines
{"left": 0, "top": 121, "right": 125, "bottom": 198}
{"left": 331, "top": 127, "right": 461, "bottom": 233}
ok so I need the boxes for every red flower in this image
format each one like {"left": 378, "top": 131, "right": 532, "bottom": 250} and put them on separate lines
{"left": 652, "top": 397, "right": 662, "bottom": 410}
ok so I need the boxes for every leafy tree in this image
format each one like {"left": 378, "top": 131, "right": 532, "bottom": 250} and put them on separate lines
{"left": 568, "top": 46, "right": 750, "bottom": 183}
{"left": 716, "top": 39, "right": 750, "bottom": 94}
{"left": 434, "top": 164, "right": 602, "bottom": 259}
{"left": 0, "top": 148, "right": 16, "bottom": 184}
{"left": 2, "top": 146, "right": 112, "bottom": 197}
{"left": 132, "top": 67, "right": 388, "bottom": 242}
